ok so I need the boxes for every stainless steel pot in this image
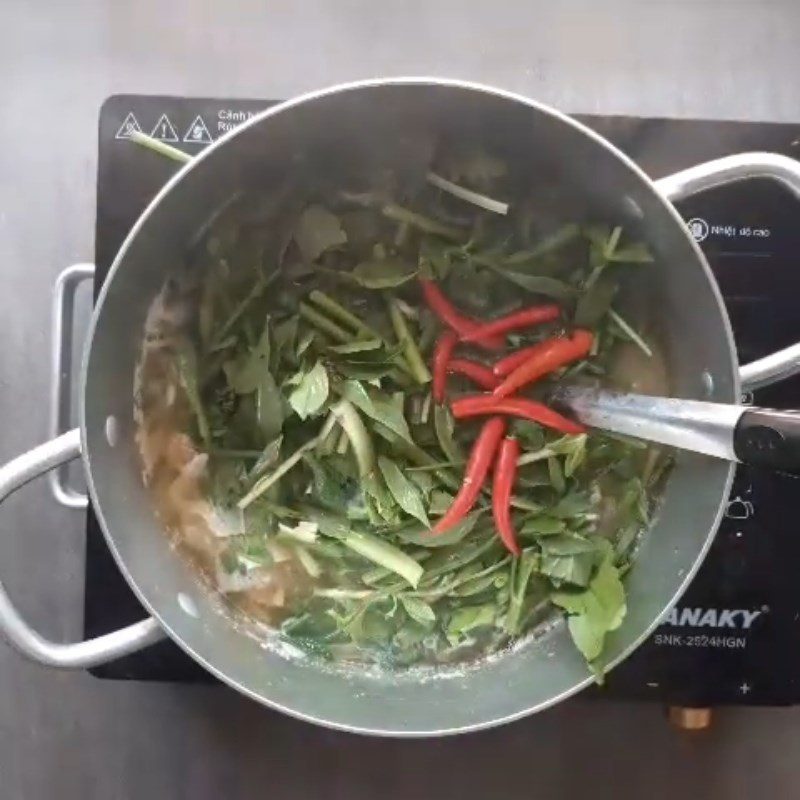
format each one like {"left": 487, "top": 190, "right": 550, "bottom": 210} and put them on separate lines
{"left": 3, "top": 79, "right": 800, "bottom": 736}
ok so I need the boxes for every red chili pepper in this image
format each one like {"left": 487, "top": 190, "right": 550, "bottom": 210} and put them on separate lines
{"left": 419, "top": 279, "right": 504, "bottom": 350}
{"left": 459, "top": 305, "right": 560, "bottom": 344}
{"left": 432, "top": 331, "right": 458, "bottom": 403}
{"left": 493, "top": 341, "right": 552, "bottom": 377}
{"left": 431, "top": 416, "right": 506, "bottom": 535}
{"left": 451, "top": 394, "right": 587, "bottom": 435}
{"left": 447, "top": 358, "right": 500, "bottom": 390}
{"left": 492, "top": 330, "right": 594, "bottom": 398}
{"left": 492, "top": 437, "right": 521, "bottom": 556}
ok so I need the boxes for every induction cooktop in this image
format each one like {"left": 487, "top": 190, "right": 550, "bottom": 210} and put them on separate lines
{"left": 77, "top": 94, "right": 800, "bottom": 709}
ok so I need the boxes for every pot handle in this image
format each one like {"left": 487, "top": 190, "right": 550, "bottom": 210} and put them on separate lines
{"left": 739, "top": 346, "right": 800, "bottom": 392}
{"left": 49, "top": 264, "right": 95, "bottom": 508}
{"left": 655, "top": 153, "right": 800, "bottom": 392}
{"left": 0, "top": 429, "right": 165, "bottom": 668}
{"left": 655, "top": 152, "right": 800, "bottom": 205}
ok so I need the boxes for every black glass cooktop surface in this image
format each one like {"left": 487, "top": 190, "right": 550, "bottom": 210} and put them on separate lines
{"left": 87, "top": 95, "right": 800, "bottom": 705}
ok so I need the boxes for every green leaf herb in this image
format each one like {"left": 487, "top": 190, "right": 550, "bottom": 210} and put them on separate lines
{"left": 433, "top": 404, "right": 464, "bottom": 464}
{"left": 248, "top": 435, "right": 283, "bottom": 481}
{"left": 520, "top": 515, "right": 565, "bottom": 536}
{"left": 539, "top": 550, "right": 596, "bottom": 588}
{"left": 293, "top": 205, "right": 347, "bottom": 262}
{"left": 396, "top": 509, "right": 480, "bottom": 548}
{"left": 256, "top": 372, "right": 284, "bottom": 439}
{"left": 505, "top": 552, "right": 539, "bottom": 634}
{"left": 446, "top": 604, "right": 495, "bottom": 645}
{"left": 140, "top": 142, "right": 668, "bottom": 672}
{"left": 288, "top": 361, "right": 330, "bottom": 419}
{"left": 378, "top": 456, "right": 430, "bottom": 527}
{"left": 551, "top": 542, "right": 626, "bottom": 665}
{"left": 574, "top": 275, "right": 618, "bottom": 327}
{"left": 351, "top": 258, "right": 418, "bottom": 289}
{"left": 400, "top": 596, "right": 436, "bottom": 627}
{"left": 340, "top": 380, "right": 413, "bottom": 443}
{"left": 238, "top": 412, "right": 338, "bottom": 508}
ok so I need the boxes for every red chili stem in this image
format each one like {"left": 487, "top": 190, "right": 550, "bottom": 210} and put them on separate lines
{"left": 432, "top": 331, "right": 458, "bottom": 403}
{"left": 419, "top": 279, "right": 504, "bottom": 350}
{"left": 493, "top": 330, "right": 594, "bottom": 398}
{"left": 447, "top": 358, "right": 500, "bottom": 390}
{"left": 492, "top": 438, "right": 522, "bottom": 556}
{"left": 451, "top": 394, "right": 587, "bottom": 435}
{"left": 431, "top": 416, "right": 506, "bottom": 535}
{"left": 460, "top": 305, "right": 560, "bottom": 344}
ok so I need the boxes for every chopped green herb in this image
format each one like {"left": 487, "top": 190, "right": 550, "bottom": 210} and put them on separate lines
{"left": 137, "top": 143, "right": 669, "bottom": 673}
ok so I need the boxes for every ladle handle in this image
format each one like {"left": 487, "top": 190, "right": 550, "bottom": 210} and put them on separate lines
{"left": 734, "top": 409, "right": 800, "bottom": 475}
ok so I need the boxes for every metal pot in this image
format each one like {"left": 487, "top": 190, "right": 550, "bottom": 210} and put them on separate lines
{"left": 3, "top": 79, "right": 800, "bottom": 736}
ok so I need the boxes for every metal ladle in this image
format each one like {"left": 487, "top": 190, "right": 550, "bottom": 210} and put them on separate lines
{"left": 555, "top": 386, "right": 800, "bottom": 475}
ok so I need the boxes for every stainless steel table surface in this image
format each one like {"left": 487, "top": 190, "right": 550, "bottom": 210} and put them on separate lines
{"left": 2, "top": 1, "right": 800, "bottom": 797}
